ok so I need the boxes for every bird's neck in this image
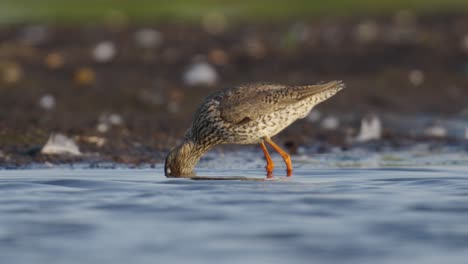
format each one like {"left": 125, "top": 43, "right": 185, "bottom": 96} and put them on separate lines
{"left": 171, "top": 137, "right": 211, "bottom": 176}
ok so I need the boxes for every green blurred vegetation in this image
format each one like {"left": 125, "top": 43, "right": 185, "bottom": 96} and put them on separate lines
{"left": 0, "top": 0, "right": 467, "bottom": 24}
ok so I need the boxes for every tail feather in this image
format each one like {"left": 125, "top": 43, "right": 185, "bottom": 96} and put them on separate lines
{"left": 294, "top": 80, "right": 345, "bottom": 99}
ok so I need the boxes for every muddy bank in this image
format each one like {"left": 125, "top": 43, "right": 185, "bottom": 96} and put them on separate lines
{"left": 1, "top": 14, "right": 468, "bottom": 166}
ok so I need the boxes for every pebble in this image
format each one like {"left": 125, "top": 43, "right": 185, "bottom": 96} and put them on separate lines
{"left": 41, "top": 133, "right": 82, "bottom": 156}
{"left": 96, "top": 123, "right": 109, "bottom": 133}
{"left": 74, "top": 67, "right": 96, "bottom": 85}
{"left": 183, "top": 62, "right": 218, "bottom": 86}
{"left": 134, "top": 28, "right": 163, "bottom": 48}
{"left": 306, "top": 110, "right": 321, "bottom": 123}
{"left": 208, "top": 49, "right": 228, "bottom": 65}
{"left": 45, "top": 52, "right": 65, "bottom": 69}
{"left": 97, "top": 113, "right": 124, "bottom": 133}
{"left": 408, "top": 69, "right": 424, "bottom": 86}
{"left": 39, "top": 94, "right": 56, "bottom": 110}
{"left": 92, "top": 41, "right": 116, "bottom": 63}
{"left": 108, "top": 113, "right": 123, "bottom": 125}
{"left": 320, "top": 116, "right": 339, "bottom": 130}
{"left": 0, "top": 62, "right": 23, "bottom": 84}
{"left": 354, "top": 115, "right": 382, "bottom": 142}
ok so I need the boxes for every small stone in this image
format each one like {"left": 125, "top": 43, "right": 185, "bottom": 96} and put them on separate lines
{"left": 424, "top": 125, "right": 447, "bottom": 138}
{"left": 202, "top": 12, "right": 227, "bottom": 35}
{"left": 0, "top": 62, "right": 23, "bottom": 84}
{"left": 306, "top": 110, "right": 321, "bottom": 122}
{"left": 74, "top": 67, "right": 96, "bottom": 85}
{"left": 41, "top": 133, "right": 81, "bottom": 156}
{"left": 320, "top": 116, "right": 339, "bottom": 130}
{"left": 354, "top": 114, "right": 382, "bottom": 142}
{"left": 45, "top": 52, "right": 65, "bottom": 69}
{"left": 97, "top": 123, "right": 109, "bottom": 133}
{"left": 183, "top": 62, "right": 218, "bottom": 86}
{"left": 97, "top": 113, "right": 124, "bottom": 133}
{"left": 39, "top": 94, "right": 56, "bottom": 110}
{"left": 409, "top": 69, "right": 424, "bottom": 86}
{"left": 92, "top": 41, "right": 116, "bottom": 63}
{"left": 208, "top": 49, "right": 228, "bottom": 65}
{"left": 108, "top": 113, "right": 123, "bottom": 125}
{"left": 134, "top": 28, "right": 163, "bottom": 48}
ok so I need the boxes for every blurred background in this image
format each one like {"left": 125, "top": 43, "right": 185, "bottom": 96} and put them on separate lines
{"left": 1, "top": 0, "right": 468, "bottom": 166}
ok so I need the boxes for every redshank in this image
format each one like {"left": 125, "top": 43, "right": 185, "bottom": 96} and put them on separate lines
{"left": 165, "top": 81, "right": 345, "bottom": 178}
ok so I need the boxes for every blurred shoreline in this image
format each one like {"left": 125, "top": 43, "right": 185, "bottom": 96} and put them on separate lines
{"left": 1, "top": 13, "right": 468, "bottom": 167}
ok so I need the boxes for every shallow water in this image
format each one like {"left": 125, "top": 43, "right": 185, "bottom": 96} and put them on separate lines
{"left": 1, "top": 152, "right": 468, "bottom": 264}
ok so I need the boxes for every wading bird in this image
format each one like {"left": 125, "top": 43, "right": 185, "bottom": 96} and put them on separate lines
{"left": 165, "top": 81, "right": 344, "bottom": 178}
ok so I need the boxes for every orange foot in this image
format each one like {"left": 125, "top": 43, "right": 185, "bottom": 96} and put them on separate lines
{"left": 265, "top": 137, "right": 293, "bottom": 177}
{"left": 260, "top": 141, "right": 275, "bottom": 178}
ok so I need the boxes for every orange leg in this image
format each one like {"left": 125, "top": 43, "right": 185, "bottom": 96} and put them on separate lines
{"left": 260, "top": 141, "right": 275, "bottom": 178}
{"left": 265, "top": 137, "right": 293, "bottom": 176}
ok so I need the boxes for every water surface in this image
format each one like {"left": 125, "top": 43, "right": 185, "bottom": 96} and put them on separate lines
{"left": 1, "top": 152, "right": 468, "bottom": 264}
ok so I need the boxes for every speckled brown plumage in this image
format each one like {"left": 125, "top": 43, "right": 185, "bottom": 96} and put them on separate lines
{"left": 165, "top": 81, "right": 345, "bottom": 178}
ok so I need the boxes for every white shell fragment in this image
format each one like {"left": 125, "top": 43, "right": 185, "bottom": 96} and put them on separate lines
{"left": 354, "top": 115, "right": 382, "bottom": 142}
{"left": 41, "top": 133, "right": 82, "bottom": 156}
{"left": 183, "top": 62, "right": 218, "bottom": 86}
{"left": 39, "top": 94, "right": 56, "bottom": 110}
{"left": 92, "top": 41, "right": 116, "bottom": 63}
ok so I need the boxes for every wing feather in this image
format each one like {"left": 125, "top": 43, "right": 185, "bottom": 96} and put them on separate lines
{"left": 218, "top": 81, "right": 344, "bottom": 124}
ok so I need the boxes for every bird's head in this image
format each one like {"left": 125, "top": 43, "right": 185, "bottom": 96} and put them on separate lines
{"left": 164, "top": 139, "right": 204, "bottom": 177}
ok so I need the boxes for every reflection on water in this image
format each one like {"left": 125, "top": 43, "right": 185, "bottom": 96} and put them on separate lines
{"left": 1, "top": 153, "right": 468, "bottom": 264}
